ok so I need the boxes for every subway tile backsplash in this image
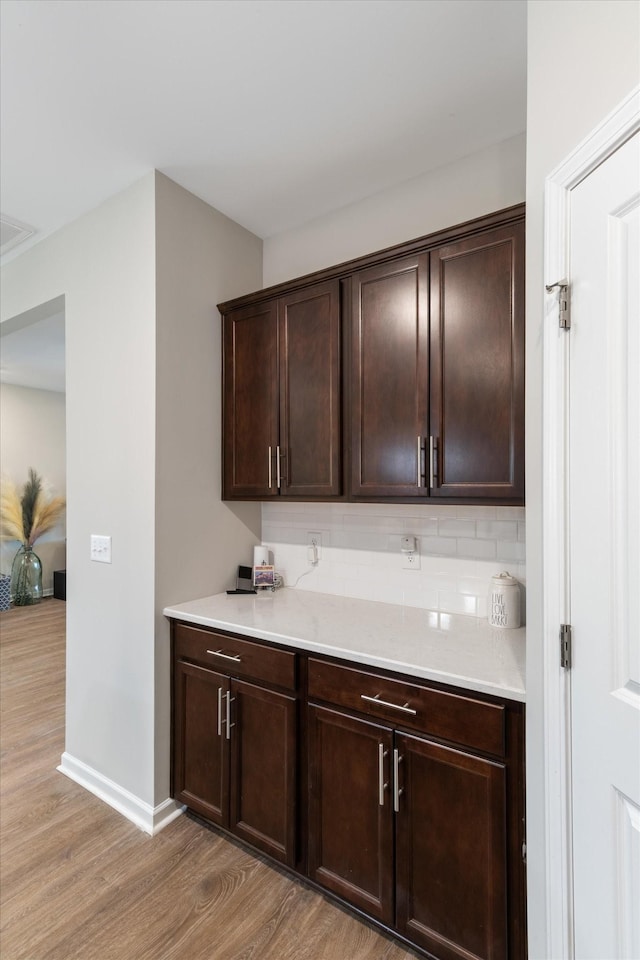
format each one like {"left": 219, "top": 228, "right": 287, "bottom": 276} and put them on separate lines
{"left": 262, "top": 502, "right": 526, "bottom": 621}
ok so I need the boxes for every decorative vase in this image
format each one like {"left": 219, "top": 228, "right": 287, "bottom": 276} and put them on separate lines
{"left": 10, "top": 544, "right": 43, "bottom": 606}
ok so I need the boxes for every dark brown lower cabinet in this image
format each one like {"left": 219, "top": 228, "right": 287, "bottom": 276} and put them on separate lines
{"left": 229, "top": 678, "right": 297, "bottom": 863}
{"left": 307, "top": 705, "right": 394, "bottom": 924}
{"left": 171, "top": 622, "right": 525, "bottom": 960}
{"left": 395, "top": 734, "right": 507, "bottom": 960}
{"left": 173, "top": 660, "right": 228, "bottom": 825}
{"left": 308, "top": 707, "right": 509, "bottom": 960}
{"left": 173, "top": 658, "right": 297, "bottom": 867}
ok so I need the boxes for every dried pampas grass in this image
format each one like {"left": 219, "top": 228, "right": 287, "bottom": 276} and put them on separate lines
{"left": 0, "top": 477, "right": 25, "bottom": 542}
{"left": 1, "top": 469, "right": 66, "bottom": 546}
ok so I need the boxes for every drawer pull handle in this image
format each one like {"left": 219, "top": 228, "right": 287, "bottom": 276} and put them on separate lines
{"left": 207, "top": 649, "right": 242, "bottom": 662}
{"left": 361, "top": 693, "right": 417, "bottom": 716}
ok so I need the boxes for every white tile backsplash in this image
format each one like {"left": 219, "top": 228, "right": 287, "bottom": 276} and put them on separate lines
{"left": 456, "top": 538, "right": 497, "bottom": 560}
{"left": 438, "top": 518, "right": 477, "bottom": 537}
{"left": 261, "top": 502, "right": 526, "bottom": 621}
{"left": 476, "top": 520, "right": 519, "bottom": 540}
{"left": 496, "top": 540, "right": 527, "bottom": 563}
{"left": 421, "top": 535, "right": 459, "bottom": 556}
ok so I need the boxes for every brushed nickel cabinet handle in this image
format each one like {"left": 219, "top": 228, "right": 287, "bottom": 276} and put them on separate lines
{"left": 225, "top": 692, "right": 235, "bottom": 741}
{"left": 429, "top": 435, "right": 435, "bottom": 489}
{"left": 276, "top": 445, "right": 282, "bottom": 488}
{"left": 361, "top": 693, "right": 417, "bottom": 716}
{"left": 268, "top": 446, "right": 273, "bottom": 489}
{"left": 393, "top": 748, "right": 404, "bottom": 813}
{"left": 378, "top": 743, "right": 388, "bottom": 807}
{"left": 417, "top": 436, "right": 422, "bottom": 487}
{"left": 217, "top": 687, "right": 222, "bottom": 737}
{"left": 279, "top": 447, "right": 287, "bottom": 487}
{"left": 207, "top": 649, "right": 242, "bottom": 662}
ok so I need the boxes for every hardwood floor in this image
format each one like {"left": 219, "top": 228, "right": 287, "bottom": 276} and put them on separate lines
{"left": 0, "top": 600, "right": 419, "bottom": 960}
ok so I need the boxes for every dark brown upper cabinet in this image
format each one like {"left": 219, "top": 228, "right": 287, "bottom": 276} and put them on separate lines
{"left": 351, "top": 224, "right": 524, "bottom": 503}
{"left": 223, "top": 298, "right": 278, "bottom": 499}
{"left": 222, "top": 280, "right": 341, "bottom": 499}
{"left": 350, "top": 255, "right": 430, "bottom": 498}
{"left": 219, "top": 204, "right": 525, "bottom": 505}
{"left": 429, "top": 222, "right": 525, "bottom": 501}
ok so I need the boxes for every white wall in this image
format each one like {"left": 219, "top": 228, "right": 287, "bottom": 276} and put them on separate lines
{"left": 1, "top": 174, "right": 159, "bottom": 809}
{"left": 0, "top": 172, "right": 263, "bottom": 826}
{"left": 263, "top": 133, "right": 525, "bottom": 285}
{"left": 0, "top": 383, "right": 66, "bottom": 592}
{"left": 154, "top": 172, "right": 262, "bottom": 799}
{"left": 525, "top": 2, "right": 640, "bottom": 956}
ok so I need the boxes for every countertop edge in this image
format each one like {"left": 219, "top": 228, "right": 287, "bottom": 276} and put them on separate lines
{"left": 163, "top": 599, "right": 526, "bottom": 704}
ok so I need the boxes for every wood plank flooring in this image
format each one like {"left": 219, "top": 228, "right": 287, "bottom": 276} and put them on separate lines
{"left": 0, "top": 601, "right": 419, "bottom": 960}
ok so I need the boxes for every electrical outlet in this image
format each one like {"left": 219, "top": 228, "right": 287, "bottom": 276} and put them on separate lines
{"left": 307, "top": 532, "right": 322, "bottom": 559}
{"left": 90, "top": 534, "right": 112, "bottom": 563}
{"left": 402, "top": 547, "right": 420, "bottom": 570}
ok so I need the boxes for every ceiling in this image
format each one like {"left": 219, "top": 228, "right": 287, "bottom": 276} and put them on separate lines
{"left": 0, "top": 0, "right": 527, "bottom": 391}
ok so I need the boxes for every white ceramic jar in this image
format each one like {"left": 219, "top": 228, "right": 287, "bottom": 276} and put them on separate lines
{"left": 488, "top": 572, "right": 521, "bottom": 628}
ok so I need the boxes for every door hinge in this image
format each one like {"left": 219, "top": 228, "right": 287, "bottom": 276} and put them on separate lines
{"left": 522, "top": 841, "right": 527, "bottom": 863}
{"left": 560, "top": 623, "right": 572, "bottom": 668}
{"left": 546, "top": 279, "right": 571, "bottom": 330}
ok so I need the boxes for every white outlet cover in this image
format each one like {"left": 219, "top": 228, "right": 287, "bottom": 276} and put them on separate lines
{"left": 402, "top": 548, "right": 420, "bottom": 570}
{"left": 307, "top": 532, "right": 322, "bottom": 558}
{"left": 90, "top": 534, "right": 112, "bottom": 563}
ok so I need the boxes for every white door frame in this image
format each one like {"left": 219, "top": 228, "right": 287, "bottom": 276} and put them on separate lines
{"left": 542, "top": 86, "right": 640, "bottom": 959}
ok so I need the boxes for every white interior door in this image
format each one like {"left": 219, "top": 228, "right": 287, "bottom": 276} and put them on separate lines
{"left": 569, "top": 130, "right": 640, "bottom": 959}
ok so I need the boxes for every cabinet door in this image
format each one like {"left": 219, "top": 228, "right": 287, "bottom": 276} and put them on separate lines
{"left": 229, "top": 679, "right": 297, "bottom": 867}
{"left": 279, "top": 280, "right": 341, "bottom": 497}
{"left": 173, "top": 660, "right": 228, "bottom": 826}
{"left": 308, "top": 704, "right": 394, "bottom": 924}
{"left": 395, "top": 733, "right": 507, "bottom": 960}
{"left": 223, "top": 300, "right": 279, "bottom": 498}
{"left": 429, "top": 223, "right": 524, "bottom": 501}
{"left": 351, "top": 255, "right": 429, "bottom": 498}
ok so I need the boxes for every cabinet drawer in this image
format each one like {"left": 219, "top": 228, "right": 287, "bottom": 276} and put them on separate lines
{"left": 307, "top": 658, "right": 504, "bottom": 757}
{"left": 174, "top": 623, "right": 296, "bottom": 691}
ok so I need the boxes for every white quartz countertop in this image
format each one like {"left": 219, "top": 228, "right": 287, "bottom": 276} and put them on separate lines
{"left": 164, "top": 589, "right": 525, "bottom": 702}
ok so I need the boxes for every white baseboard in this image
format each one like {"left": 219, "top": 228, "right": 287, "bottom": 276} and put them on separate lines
{"left": 57, "top": 752, "right": 185, "bottom": 836}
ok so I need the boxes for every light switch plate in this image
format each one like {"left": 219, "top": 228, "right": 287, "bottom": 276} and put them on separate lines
{"left": 90, "top": 534, "right": 112, "bottom": 563}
